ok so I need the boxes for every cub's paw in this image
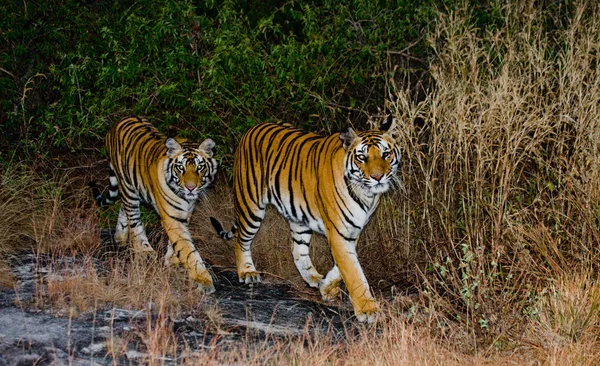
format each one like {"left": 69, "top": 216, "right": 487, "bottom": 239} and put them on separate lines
{"left": 238, "top": 271, "right": 262, "bottom": 285}
{"left": 354, "top": 299, "right": 379, "bottom": 323}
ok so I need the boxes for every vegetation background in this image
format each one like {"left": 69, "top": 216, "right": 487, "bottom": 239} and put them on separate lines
{"left": 2, "top": 0, "right": 600, "bottom": 364}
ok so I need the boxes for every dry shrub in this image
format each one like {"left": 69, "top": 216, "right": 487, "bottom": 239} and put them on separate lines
{"left": 524, "top": 271, "right": 600, "bottom": 365}
{"left": 0, "top": 164, "right": 99, "bottom": 291}
{"left": 378, "top": 0, "right": 600, "bottom": 352}
{"left": 173, "top": 312, "right": 522, "bottom": 366}
{"left": 39, "top": 253, "right": 208, "bottom": 316}
{"left": 0, "top": 260, "right": 15, "bottom": 289}
{"left": 0, "top": 163, "right": 101, "bottom": 256}
{"left": 0, "top": 163, "right": 46, "bottom": 255}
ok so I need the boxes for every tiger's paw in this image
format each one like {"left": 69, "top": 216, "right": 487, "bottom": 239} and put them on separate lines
{"left": 133, "top": 240, "right": 155, "bottom": 253}
{"left": 238, "top": 271, "right": 262, "bottom": 285}
{"left": 319, "top": 280, "right": 341, "bottom": 301}
{"left": 306, "top": 273, "right": 324, "bottom": 288}
{"left": 114, "top": 230, "right": 129, "bottom": 246}
{"left": 163, "top": 241, "right": 182, "bottom": 267}
{"left": 191, "top": 271, "right": 215, "bottom": 295}
{"left": 196, "top": 282, "right": 216, "bottom": 295}
{"left": 354, "top": 299, "right": 379, "bottom": 323}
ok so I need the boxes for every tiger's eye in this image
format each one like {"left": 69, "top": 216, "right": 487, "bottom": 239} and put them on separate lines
{"left": 382, "top": 151, "right": 391, "bottom": 160}
{"left": 356, "top": 154, "right": 367, "bottom": 163}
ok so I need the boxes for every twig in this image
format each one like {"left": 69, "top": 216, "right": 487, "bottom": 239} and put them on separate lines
{"left": 0, "top": 67, "right": 15, "bottom": 78}
{"left": 56, "top": 159, "right": 108, "bottom": 171}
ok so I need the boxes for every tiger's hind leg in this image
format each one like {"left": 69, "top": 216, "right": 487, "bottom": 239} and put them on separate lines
{"left": 122, "top": 199, "right": 154, "bottom": 253}
{"left": 114, "top": 206, "right": 130, "bottom": 246}
{"left": 289, "top": 222, "right": 323, "bottom": 288}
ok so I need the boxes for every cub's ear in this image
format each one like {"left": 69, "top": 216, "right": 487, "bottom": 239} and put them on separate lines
{"left": 340, "top": 127, "right": 358, "bottom": 150}
{"left": 166, "top": 138, "right": 183, "bottom": 158}
{"left": 380, "top": 115, "right": 399, "bottom": 140}
{"left": 198, "top": 138, "right": 216, "bottom": 158}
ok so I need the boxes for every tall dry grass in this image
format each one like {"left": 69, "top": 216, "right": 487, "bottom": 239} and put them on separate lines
{"left": 0, "top": 163, "right": 97, "bottom": 288}
{"left": 379, "top": 0, "right": 600, "bottom": 358}
{"left": 0, "top": 163, "right": 101, "bottom": 256}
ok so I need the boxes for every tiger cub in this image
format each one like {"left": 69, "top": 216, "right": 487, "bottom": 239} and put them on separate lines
{"left": 91, "top": 117, "right": 218, "bottom": 293}
{"left": 210, "top": 117, "right": 400, "bottom": 321}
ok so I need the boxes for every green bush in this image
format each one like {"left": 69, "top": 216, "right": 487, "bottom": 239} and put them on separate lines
{"left": 1, "top": 0, "right": 444, "bottom": 161}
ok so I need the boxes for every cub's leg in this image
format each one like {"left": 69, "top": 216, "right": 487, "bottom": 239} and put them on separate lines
{"left": 121, "top": 198, "right": 154, "bottom": 253}
{"left": 233, "top": 206, "right": 266, "bottom": 284}
{"left": 327, "top": 231, "right": 378, "bottom": 323}
{"left": 114, "top": 206, "right": 130, "bottom": 245}
{"left": 162, "top": 217, "right": 214, "bottom": 294}
{"left": 289, "top": 222, "right": 323, "bottom": 288}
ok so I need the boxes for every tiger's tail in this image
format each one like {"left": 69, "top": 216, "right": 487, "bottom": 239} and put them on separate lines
{"left": 89, "top": 165, "right": 119, "bottom": 207}
{"left": 210, "top": 217, "right": 236, "bottom": 240}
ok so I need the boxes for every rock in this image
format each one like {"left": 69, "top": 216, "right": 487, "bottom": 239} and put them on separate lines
{"left": 81, "top": 342, "right": 106, "bottom": 355}
{"left": 1, "top": 253, "right": 351, "bottom": 364}
{"left": 103, "top": 308, "right": 147, "bottom": 322}
{"left": 125, "top": 349, "right": 147, "bottom": 360}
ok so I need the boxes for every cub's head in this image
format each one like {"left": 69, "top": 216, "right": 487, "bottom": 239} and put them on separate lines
{"left": 340, "top": 116, "right": 400, "bottom": 194}
{"left": 165, "top": 137, "right": 217, "bottom": 200}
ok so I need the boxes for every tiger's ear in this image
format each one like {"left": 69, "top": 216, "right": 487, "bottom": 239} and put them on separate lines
{"left": 340, "top": 127, "right": 357, "bottom": 150}
{"left": 198, "top": 138, "right": 216, "bottom": 158}
{"left": 165, "top": 138, "right": 183, "bottom": 158}
{"left": 380, "top": 115, "right": 399, "bottom": 140}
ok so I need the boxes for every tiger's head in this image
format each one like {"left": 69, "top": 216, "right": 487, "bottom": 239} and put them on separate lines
{"left": 340, "top": 116, "right": 401, "bottom": 195}
{"left": 165, "top": 137, "right": 217, "bottom": 200}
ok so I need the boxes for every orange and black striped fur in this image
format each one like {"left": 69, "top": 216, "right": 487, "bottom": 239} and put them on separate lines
{"left": 91, "top": 117, "right": 218, "bottom": 293}
{"left": 210, "top": 117, "right": 400, "bottom": 321}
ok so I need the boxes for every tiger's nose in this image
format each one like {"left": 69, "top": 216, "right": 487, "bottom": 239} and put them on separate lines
{"left": 185, "top": 183, "right": 197, "bottom": 191}
{"left": 371, "top": 173, "right": 384, "bottom": 182}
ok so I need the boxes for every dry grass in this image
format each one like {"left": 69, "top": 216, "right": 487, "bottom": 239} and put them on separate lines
{"left": 40, "top": 255, "right": 204, "bottom": 315}
{"left": 381, "top": 0, "right": 600, "bottom": 357}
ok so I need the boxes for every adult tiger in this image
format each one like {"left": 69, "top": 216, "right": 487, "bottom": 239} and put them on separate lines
{"left": 210, "top": 117, "right": 400, "bottom": 321}
{"left": 91, "top": 117, "right": 218, "bottom": 293}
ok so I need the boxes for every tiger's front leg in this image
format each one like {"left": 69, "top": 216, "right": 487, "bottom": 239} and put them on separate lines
{"left": 327, "top": 231, "right": 379, "bottom": 323}
{"left": 162, "top": 217, "right": 215, "bottom": 294}
{"left": 233, "top": 205, "right": 266, "bottom": 284}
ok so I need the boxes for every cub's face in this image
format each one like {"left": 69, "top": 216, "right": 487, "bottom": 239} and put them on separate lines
{"left": 165, "top": 138, "right": 217, "bottom": 200}
{"left": 341, "top": 117, "right": 400, "bottom": 194}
